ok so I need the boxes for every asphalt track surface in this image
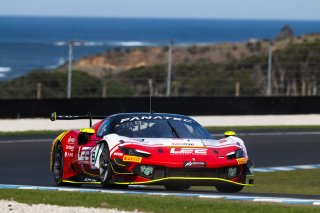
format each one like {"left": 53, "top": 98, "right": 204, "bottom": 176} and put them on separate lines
{"left": 0, "top": 132, "right": 320, "bottom": 200}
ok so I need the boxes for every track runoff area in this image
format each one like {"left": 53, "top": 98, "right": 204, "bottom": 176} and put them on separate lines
{"left": 0, "top": 131, "right": 320, "bottom": 206}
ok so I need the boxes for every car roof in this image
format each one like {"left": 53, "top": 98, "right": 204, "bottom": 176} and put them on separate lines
{"left": 110, "top": 112, "right": 190, "bottom": 117}
{"left": 106, "top": 112, "right": 197, "bottom": 124}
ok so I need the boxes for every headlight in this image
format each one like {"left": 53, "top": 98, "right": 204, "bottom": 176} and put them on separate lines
{"left": 119, "top": 147, "right": 151, "bottom": 158}
{"left": 227, "top": 149, "right": 245, "bottom": 160}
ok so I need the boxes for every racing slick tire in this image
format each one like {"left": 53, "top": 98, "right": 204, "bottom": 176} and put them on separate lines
{"left": 164, "top": 184, "right": 190, "bottom": 191}
{"left": 53, "top": 143, "right": 65, "bottom": 186}
{"left": 99, "top": 144, "right": 114, "bottom": 188}
{"left": 215, "top": 184, "right": 244, "bottom": 193}
{"left": 99, "top": 144, "right": 129, "bottom": 189}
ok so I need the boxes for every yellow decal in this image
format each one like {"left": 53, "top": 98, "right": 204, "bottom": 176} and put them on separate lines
{"left": 79, "top": 128, "right": 95, "bottom": 134}
{"left": 236, "top": 158, "right": 248, "bottom": 165}
{"left": 123, "top": 155, "right": 142, "bottom": 163}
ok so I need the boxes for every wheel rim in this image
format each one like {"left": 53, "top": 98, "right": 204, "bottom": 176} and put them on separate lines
{"left": 99, "top": 150, "right": 110, "bottom": 182}
{"left": 53, "top": 145, "right": 63, "bottom": 181}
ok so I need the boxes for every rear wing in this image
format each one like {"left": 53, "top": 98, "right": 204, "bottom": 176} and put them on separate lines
{"left": 50, "top": 112, "right": 106, "bottom": 127}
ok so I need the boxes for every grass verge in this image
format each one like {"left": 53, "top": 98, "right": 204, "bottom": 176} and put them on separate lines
{"left": 243, "top": 169, "right": 320, "bottom": 195}
{"left": 0, "top": 189, "right": 319, "bottom": 213}
{"left": 191, "top": 169, "right": 320, "bottom": 195}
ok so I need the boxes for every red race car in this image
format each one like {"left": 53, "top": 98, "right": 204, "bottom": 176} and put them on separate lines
{"left": 50, "top": 112, "right": 254, "bottom": 192}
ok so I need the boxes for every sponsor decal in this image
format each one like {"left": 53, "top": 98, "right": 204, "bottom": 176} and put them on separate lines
{"left": 91, "top": 150, "right": 96, "bottom": 164}
{"left": 94, "top": 143, "right": 104, "bottom": 169}
{"left": 120, "top": 116, "right": 192, "bottom": 123}
{"left": 170, "top": 142, "right": 195, "bottom": 146}
{"left": 218, "top": 139, "right": 228, "bottom": 144}
{"left": 67, "top": 136, "right": 76, "bottom": 144}
{"left": 66, "top": 145, "right": 74, "bottom": 151}
{"left": 113, "top": 152, "right": 124, "bottom": 157}
{"left": 184, "top": 161, "right": 206, "bottom": 168}
{"left": 64, "top": 152, "right": 73, "bottom": 158}
{"left": 123, "top": 155, "right": 142, "bottom": 163}
{"left": 236, "top": 158, "right": 248, "bottom": 165}
{"left": 84, "top": 178, "right": 98, "bottom": 182}
{"left": 78, "top": 147, "right": 92, "bottom": 161}
{"left": 140, "top": 166, "right": 154, "bottom": 176}
{"left": 81, "top": 147, "right": 92, "bottom": 150}
{"left": 228, "top": 167, "right": 238, "bottom": 178}
{"left": 170, "top": 148, "right": 207, "bottom": 155}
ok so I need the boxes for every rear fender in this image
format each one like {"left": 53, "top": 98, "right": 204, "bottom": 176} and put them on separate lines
{"left": 49, "top": 131, "right": 70, "bottom": 171}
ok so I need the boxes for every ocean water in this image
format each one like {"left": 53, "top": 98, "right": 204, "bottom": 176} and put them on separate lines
{"left": 0, "top": 16, "right": 320, "bottom": 79}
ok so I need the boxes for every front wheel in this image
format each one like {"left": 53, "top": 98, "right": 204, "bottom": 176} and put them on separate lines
{"left": 215, "top": 184, "right": 244, "bottom": 193}
{"left": 99, "top": 144, "right": 113, "bottom": 188}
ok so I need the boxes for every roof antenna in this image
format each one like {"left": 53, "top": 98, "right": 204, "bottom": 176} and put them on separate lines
{"left": 87, "top": 112, "right": 92, "bottom": 127}
{"left": 148, "top": 78, "right": 153, "bottom": 114}
{"left": 149, "top": 94, "right": 152, "bottom": 114}
{"left": 121, "top": 102, "right": 125, "bottom": 113}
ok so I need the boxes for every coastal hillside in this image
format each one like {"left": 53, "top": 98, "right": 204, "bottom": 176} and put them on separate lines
{"left": 60, "top": 33, "right": 320, "bottom": 78}
{"left": 1, "top": 32, "right": 320, "bottom": 98}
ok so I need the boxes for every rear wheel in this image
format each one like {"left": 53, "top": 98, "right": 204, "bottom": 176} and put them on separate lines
{"left": 164, "top": 184, "right": 190, "bottom": 191}
{"left": 53, "top": 143, "right": 81, "bottom": 187}
{"left": 215, "top": 184, "right": 244, "bottom": 193}
{"left": 53, "top": 143, "right": 64, "bottom": 185}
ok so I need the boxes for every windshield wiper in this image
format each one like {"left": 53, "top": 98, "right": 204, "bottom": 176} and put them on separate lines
{"left": 167, "top": 121, "right": 180, "bottom": 138}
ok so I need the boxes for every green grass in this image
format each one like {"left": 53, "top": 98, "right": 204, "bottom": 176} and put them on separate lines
{"left": 0, "top": 189, "right": 319, "bottom": 213}
{"left": 243, "top": 169, "right": 320, "bottom": 195}
{"left": 191, "top": 169, "right": 320, "bottom": 195}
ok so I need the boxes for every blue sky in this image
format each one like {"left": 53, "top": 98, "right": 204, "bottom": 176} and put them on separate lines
{"left": 0, "top": 0, "right": 319, "bottom": 20}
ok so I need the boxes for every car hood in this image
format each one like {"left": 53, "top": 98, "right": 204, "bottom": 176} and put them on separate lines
{"left": 104, "top": 133, "right": 243, "bottom": 149}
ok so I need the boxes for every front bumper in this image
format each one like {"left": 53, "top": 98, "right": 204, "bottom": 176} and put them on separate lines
{"left": 112, "top": 163, "right": 254, "bottom": 186}
{"left": 114, "top": 176, "right": 254, "bottom": 186}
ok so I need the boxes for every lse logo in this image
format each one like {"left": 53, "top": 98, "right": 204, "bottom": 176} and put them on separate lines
{"left": 170, "top": 148, "right": 207, "bottom": 155}
{"left": 78, "top": 151, "right": 90, "bottom": 161}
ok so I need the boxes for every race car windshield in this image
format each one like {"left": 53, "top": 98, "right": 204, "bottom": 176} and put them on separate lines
{"left": 113, "top": 119, "right": 212, "bottom": 139}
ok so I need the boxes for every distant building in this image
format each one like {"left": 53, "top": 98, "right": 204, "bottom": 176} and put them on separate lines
{"left": 275, "top": 24, "right": 294, "bottom": 41}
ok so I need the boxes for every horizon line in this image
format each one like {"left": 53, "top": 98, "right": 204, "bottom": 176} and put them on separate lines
{"left": 0, "top": 15, "right": 320, "bottom": 22}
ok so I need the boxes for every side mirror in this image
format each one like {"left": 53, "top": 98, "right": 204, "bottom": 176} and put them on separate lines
{"left": 224, "top": 131, "right": 236, "bottom": 137}
{"left": 78, "top": 128, "right": 95, "bottom": 145}
{"left": 80, "top": 128, "right": 95, "bottom": 135}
